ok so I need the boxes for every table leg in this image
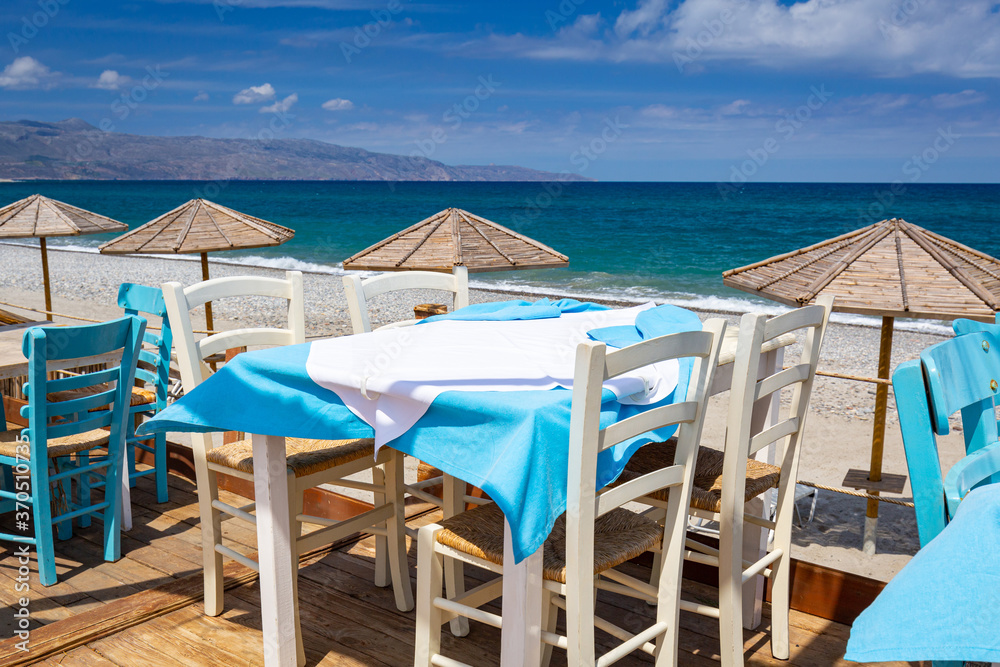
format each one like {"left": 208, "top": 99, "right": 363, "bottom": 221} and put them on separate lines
{"left": 501, "top": 518, "right": 543, "bottom": 667}
{"left": 252, "top": 433, "right": 298, "bottom": 667}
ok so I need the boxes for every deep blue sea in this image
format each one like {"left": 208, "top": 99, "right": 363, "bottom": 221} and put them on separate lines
{"left": 2, "top": 180, "right": 998, "bottom": 330}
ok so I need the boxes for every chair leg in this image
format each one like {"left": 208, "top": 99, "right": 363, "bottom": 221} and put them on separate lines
{"left": 414, "top": 525, "right": 444, "bottom": 667}
{"left": 717, "top": 512, "right": 745, "bottom": 667}
{"left": 442, "top": 474, "right": 470, "bottom": 637}
{"left": 288, "top": 475, "right": 306, "bottom": 667}
{"left": 769, "top": 529, "right": 792, "bottom": 660}
{"left": 154, "top": 432, "right": 169, "bottom": 503}
{"left": 193, "top": 434, "right": 225, "bottom": 616}
{"left": 78, "top": 453, "right": 92, "bottom": 528}
{"left": 540, "top": 588, "right": 558, "bottom": 667}
{"left": 372, "top": 462, "right": 390, "bottom": 588}
{"left": 102, "top": 439, "right": 123, "bottom": 564}
{"left": 54, "top": 457, "right": 73, "bottom": 541}
{"left": 654, "top": 489, "right": 687, "bottom": 667}
{"left": 31, "top": 458, "right": 57, "bottom": 586}
{"left": 384, "top": 451, "right": 414, "bottom": 611}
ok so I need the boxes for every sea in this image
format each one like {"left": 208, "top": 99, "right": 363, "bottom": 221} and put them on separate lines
{"left": 2, "top": 180, "right": 998, "bottom": 335}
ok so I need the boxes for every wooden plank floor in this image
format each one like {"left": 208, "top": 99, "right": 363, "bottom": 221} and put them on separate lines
{"left": 0, "top": 471, "right": 913, "bottom": 666}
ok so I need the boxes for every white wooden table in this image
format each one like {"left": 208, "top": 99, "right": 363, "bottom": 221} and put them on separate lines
{"left": 246, "top": 325, "right": 794, "bottom": 666}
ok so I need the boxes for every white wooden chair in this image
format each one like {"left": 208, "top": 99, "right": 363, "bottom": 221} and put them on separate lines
{"left": 162, "top": 271, "right": 413, "bottom": 667}
{"left": 343, "top": 266, "right": 469, "bottom": 333}
{"left": 623, "top": 296, "right": 832, "bottom": 666}
{"left": 414, "top": 319, "right": 727, "bottom": 666}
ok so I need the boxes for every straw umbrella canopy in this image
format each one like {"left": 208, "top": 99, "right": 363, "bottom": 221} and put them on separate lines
{"left": 100, "top": 199, "right": 294, "bottom": 330}
{"left": 342, "top": 207, "right": 569, "bottom": 273}
{"left": 723, "top": 217, "right": 1000, "bottom": 553}
{"left": 0, "top": 194, "right": 127, "bottom": 314}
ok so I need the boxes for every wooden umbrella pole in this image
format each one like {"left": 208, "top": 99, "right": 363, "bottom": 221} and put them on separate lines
{"left": 39, "top": 237, "right": 52, "bottom": 315}
{"left": 201, "top": 252, "right": 214, "bottom": 332}
{"left": 864, "top": 315, "right": 894, "bottom": 555}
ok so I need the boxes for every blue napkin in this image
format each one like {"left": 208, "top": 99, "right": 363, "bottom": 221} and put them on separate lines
{"left": 588, "top": 304, "right": 703, "bottom": 348}
{"left": 418, "top": 297, "right": 609, "bottom": 324}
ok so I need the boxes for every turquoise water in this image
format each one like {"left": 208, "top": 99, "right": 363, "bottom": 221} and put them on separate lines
{"left": 2, "top": 181, "right": 999, "bottom": 317}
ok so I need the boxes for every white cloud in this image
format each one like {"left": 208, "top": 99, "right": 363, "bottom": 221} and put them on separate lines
{"left": 261, "top": 93, "right": 297, "bottom": 113}
{"left": 233, "top": 83, "right": 276, "bottom": 104}
{"left": 477, "top": 0, "right": 1000, "bottom": 78}
{"left": 719, "top": 99, "right": 751, "bottom": 115}
{"left": 322, "top": 98, "right": 354, "bottom": 111}
{"left": 929, "top": 89, "right": 987, "bottom": 108}
{"left": 0, "top": 57, "right": 56, "bottom": 89}
{"left": 193, "top": 91, "right": 210, "bottom": 102}
{"left": 92, "top": 70, "right": 131, "bottom": 90}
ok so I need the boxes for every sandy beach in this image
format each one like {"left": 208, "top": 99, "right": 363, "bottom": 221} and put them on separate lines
{"left": 0, "top": 241, "right": 967, "bottom": 583}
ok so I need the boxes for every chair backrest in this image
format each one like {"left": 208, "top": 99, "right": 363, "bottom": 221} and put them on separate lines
{"left": 564, "top": 318, "right": 726, "bottom": 659}
{"left": 342, "top": 266, "right": 469, "bottom": 333}
{"left": 161, "top": 272, "right": 305, "bottom": 394}
{"left": 21, "top": 316, "right": 146, "bottom": 455}
{"left": 896, "top": 331, "right": 1000, "bottom": 542}
{"left": 723, "top": 296, "right": 833, "bottom": 536}
{"left": 952, "top": 313, "right": 1000, "bottom": 336}
{"left": 118, "top": 283, "right": 172, "bottom": 410}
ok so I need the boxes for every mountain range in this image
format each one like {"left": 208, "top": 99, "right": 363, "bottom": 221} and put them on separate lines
{"left": 0, "top": 119, "right": 586, "bottom": 182}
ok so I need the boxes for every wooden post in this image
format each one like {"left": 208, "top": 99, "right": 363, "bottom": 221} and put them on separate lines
{"left": 39, "top": 237, "right": 52, "bottom": 315}
{"left": 200, "top": 252, "right": 213, "bottom": 332}
{"left": 864, "top": 316, "right": 894, "bottom": 555}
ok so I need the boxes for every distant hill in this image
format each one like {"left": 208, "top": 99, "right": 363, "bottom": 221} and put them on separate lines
{"left": 0, "top": 119, "right": 589, "bottom": 182}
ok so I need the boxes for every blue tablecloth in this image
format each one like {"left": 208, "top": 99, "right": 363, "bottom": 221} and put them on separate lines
{"left": 140, "top": 300, "right": 702, "bottom": 562}
{"left": 845, "top": 483, "right": 1000, "bottom": 664}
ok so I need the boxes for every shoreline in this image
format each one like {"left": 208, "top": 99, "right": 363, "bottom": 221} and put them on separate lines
{"left": 0, "top": 241, "right": 964, "bottom": 582}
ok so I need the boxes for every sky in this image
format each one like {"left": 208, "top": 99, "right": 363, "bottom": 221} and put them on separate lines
{"left": 0, "top": 0, "right": 997, "bottom": 182}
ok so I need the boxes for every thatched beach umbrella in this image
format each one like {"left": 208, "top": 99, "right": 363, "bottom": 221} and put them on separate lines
{"left": 342, "top": 207, "right": 569, "bottom": 273}
{"left": 723, "top": 217, "right": 1000, "bottom": 553}
{"left": 99, "top": 199, "right": 294, "bottom": 330}
{"left": 0, "top": 194, "right": 127, "bottom": 313}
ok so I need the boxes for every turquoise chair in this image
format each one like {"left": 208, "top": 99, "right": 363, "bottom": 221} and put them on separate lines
{"left": 893, "top": 330, "right": 1000, "bottom": 548}
{"left": 118, "top": 283, "right": 173, "bottom": 503}
{"left": 952, "top": 312, "right": 1000, "bottom": 336}
{"left": 0, "top": 315, "right": 145, "bottom": 585}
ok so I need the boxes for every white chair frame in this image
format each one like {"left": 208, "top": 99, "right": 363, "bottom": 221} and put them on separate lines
{"left": 163, "top": 271, "right": 413, "bottom": 667}
{"left": 646, "top": 297, "right": 832, "bottom": 667}
{"left": 414, "top": 319, "right": 727, "bottom": 666}
{"left": 343, "top": 266, "right": 469, "bottom": 333}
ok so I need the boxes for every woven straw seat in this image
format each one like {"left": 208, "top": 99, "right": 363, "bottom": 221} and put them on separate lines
{"left": 0, "top": 427, "right": 109, "bottom": 459}
{"left": 436, "top": 502, "right": 662, "bottom": 584}
{"left": 49, "top": 384, "right": 157, "bottom": 409}
{"left": 206, "top": 437, "right": 375, "bottom": 478}
{"left": 618, "top": 440, "right": 781, "bottom": 513}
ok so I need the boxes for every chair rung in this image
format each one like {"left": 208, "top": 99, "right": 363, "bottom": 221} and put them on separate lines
{"left": 742, "top": 548, "right": 782, "bottom": 583}
{"left": 680, "top": 599, "right": 720, "bottom": 618}
{"left": 433, "top": 597, "right": 502, "bottom": 630}
{"left": 0, "top": 532, "right": 36, "bottom": 544}
{"left": 212, "top": 499, "right": 256, "bottom": 525}
{"left": 430, "top": 654, "right": 473, "bottom": 667}
{"left": 49, "top": 459, "right": 109, "bottom": 483}
{"left": 405, "top": 485, "right": 445, "bottom": 507}
{"left": 53, "top": 500, "right": 109, "bottom": 524}
{"left": 439, "top": 579, "right": 504, "bottom": 624}
{"left": 0, "top": 489, "right": 31, "bottom": 503}
{"left": 216, "top": 543, "right": 259, "bottom": 571}
{"left": 596, "top": 621, "right": 667, "bottom": 666}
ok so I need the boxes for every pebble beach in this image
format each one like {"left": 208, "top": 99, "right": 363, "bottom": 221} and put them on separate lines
{"left": 0, "top": 241, "right": 967, "bottom": 582}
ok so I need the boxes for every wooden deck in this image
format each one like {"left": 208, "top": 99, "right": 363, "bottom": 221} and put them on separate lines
{"left": 0, "top": 471, "right": 911, "bottom": 667}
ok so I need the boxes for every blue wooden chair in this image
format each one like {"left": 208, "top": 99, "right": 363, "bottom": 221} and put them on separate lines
{"left": 118, "top": 283, "right": 173, "bottom": 503}
{"left": 952, "top": 312, "right": 1000, "bottom": 336}
{"left": 893, "top": 330, "right": 1000, "bottom": 548}
{"left": 0, "top": 316, "right": 145, "bottom": 585}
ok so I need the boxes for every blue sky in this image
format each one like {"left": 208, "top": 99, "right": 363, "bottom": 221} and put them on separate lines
{"left": 0, "top": 0, "right": 997, "bottom": 181}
